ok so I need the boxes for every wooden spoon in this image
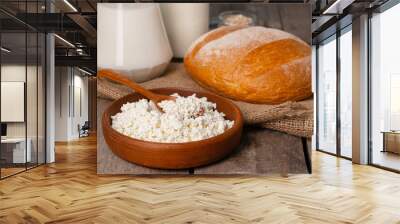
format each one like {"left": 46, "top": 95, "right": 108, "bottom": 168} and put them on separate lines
{"left": 98, "top": 69, "right": 175, "bottom": 111}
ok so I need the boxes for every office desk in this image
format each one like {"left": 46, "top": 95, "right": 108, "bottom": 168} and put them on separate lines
{"left": 381, "top": 131, "right": 400, "bottom": 154}
{"left": 1, "top": 138, "right": 31, "bottom": 163}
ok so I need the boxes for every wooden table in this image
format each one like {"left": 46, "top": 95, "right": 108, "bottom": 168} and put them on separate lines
{"left": 381, "top": 131, "right": 400, "bottom": 154}
{"left": 1, "top": 137, "right": 32, "bottom": 165}
{"left": 97, "top": 98, "right": 311, "bottom": 175}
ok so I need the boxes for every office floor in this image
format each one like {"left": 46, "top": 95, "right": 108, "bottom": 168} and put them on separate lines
{"left": 0, "top": 167, "right": 25, "bottom": 177}
{"left": 372, "top": 150, "right": 400, "bottom": 171}
{"left": 1, "top": 162, "right": 44, "bottom": 179}
{"left": 0, "top": 135, "right": 400, "bottom": 223}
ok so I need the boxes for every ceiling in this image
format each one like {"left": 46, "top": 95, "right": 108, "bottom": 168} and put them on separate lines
{"left": 0, "top": 0, "right": 98, "bottom": 72}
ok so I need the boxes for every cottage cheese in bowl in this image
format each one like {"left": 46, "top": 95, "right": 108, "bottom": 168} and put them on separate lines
{"left": 111, "top": 93, "right": 234, "bottom": 143}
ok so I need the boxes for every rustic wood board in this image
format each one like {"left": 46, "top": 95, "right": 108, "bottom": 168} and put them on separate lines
{"left": 97, "top": 99, "right": 187, "bottom": 174}
{"left": 209, "top": 3, "right": 312, "bottom": 44}
{"left": 97, "top": 98, "right": 309, "bottom": 175}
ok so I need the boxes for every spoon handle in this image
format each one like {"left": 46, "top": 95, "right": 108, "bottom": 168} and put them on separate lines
{"left": 98, "top": 69, "right": 159, "bottom": 100}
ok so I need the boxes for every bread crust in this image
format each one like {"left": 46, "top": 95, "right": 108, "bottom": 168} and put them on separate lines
{"left": 184, "top": 26, "right": 312, "bottom": 104}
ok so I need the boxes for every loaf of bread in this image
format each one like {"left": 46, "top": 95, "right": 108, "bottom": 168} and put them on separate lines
{"left": 184, "top": 26, "right": 312, "bottom": 104}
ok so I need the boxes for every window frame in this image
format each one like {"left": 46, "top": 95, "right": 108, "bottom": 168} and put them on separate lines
{"left": 315, "top": 23, "right": 353, "bottom": 160}
{"left": 367, "top": 0, "right": 400, "bottom": 173}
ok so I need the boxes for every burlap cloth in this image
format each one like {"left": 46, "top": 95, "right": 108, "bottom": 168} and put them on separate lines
{"left": 97, "top": 63, "right": 314, "bottom": 137}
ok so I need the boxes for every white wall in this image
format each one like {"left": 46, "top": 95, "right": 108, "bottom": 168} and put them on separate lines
{"left": 1, "top": 65, "right": 26, "bottom": 140}
{"left": 1, "top": 64, "right": 46, "bottom": 164}
{"left": 1, "top": 65, "right": 38, "bottom": 138}
{"left": 55, "top": 67, "right": 70, "bottom": 141}
{"left": 54, "top": 67, "right": 89, "bottom": 141}
{"left": 70, "top": 73, "right": 89, "bottom": 139}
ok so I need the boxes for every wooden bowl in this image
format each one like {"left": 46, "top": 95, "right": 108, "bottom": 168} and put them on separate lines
{"left": 102, "top": 88, "right": 244, "bottom": 169}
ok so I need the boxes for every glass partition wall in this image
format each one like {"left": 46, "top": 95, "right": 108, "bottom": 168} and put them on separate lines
{"left": 316, "top": 25, "right": 352, "bottom": 159}
{"left": 0, "top": 3, "right": 46, "bottom": 179}
{"left": 370, "top": 2, "right": 400, "bottom": 171}
{"left": 315, "top": 0, "right": 400, "bottom": 171}
{"left": 317, "top": 35, "right": 337, "bottom": 155}
{"left": 339, "top": 26, "right": 352, "bottom": 159}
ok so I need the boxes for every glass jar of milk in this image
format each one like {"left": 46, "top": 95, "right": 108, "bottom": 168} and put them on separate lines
{"left": 160, "top": 3, "right": 210, "bottom": 59}
{"left": 97, "top": 3, "right": 172, "bottom": 82}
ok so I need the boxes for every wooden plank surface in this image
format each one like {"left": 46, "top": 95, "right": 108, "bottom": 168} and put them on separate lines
{"left": 210, "top": 3, "right": 312, "bottom": 44}
{"left": 97, "top": 98, "right": 308, "bottom": 175}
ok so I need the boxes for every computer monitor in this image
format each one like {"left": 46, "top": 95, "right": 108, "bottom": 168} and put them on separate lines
{"left": 1, "top": 123, "right": 7, "bottom": 137}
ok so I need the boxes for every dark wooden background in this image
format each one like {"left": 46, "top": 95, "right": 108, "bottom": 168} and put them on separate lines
{"left": 210, "top": 3, "right": 311, "bottom": 44}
